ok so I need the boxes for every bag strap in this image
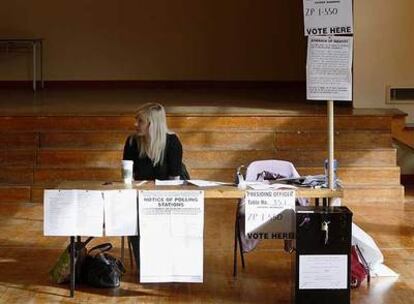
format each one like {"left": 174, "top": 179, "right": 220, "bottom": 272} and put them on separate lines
{"left": 88, "top": 243, "right": 113, "bottom": 255}
{"left": 83, "top": 237, "right": 94, "bottom": 246}
{"left": 355, "top": 244, "right": 370, "bottom": 283}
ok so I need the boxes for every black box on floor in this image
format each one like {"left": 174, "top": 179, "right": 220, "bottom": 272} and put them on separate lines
{"left": 293, "top": 206, "right": 352, "bottom": 304}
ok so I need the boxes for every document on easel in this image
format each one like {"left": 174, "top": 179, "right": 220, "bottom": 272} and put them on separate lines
{"left": 139, "top": 190, "right": 204, "bottom": 283}
{"left": 44, "top": 189, "right": 104, "bottom": 236}
{"left": 103, "top": 189, "right": 138, "bottom": 236}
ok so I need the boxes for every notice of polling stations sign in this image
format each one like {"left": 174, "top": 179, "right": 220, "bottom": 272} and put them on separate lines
{"left": 303, "top": 0, "right": 353, "bottom": 36}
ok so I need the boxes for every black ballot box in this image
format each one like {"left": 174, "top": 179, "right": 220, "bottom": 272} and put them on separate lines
{"left": 293, "top": 206, "right": 353, "bottom": 304}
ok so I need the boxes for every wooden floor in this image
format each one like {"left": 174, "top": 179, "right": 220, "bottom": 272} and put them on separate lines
{"left": 0, "top": 188, "right": 412, "bottom": 303}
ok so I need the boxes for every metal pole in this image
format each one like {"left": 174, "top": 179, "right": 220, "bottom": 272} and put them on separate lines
{"left": 328, "top": 100, "right": 335, "bottom": 191}
{"left": 40, "top": 40, "right": 44, "bottom": 88}
{"left": 32, "top": 42, "right": 36, "bottom": 91}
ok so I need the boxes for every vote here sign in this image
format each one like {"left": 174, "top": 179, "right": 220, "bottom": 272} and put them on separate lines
{"left": 303, "top": 0, "right": 353, "bottom": 36}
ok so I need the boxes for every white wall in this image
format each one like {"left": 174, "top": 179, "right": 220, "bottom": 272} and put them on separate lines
{"left": 354, "top": 0, "right": 414, "bottom": 123}
{"left": 0, "top": 0, "right": 306, "bottom": 81}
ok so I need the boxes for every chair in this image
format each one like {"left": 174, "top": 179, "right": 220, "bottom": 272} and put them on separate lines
{"left": 233, "top": 159, "right": 308, "bottom": 277}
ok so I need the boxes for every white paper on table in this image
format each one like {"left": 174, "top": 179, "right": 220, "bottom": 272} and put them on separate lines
{"left": 155, "top": 179, "right": 185, "bottom": 186}
{"left": 247, "top": 183, "right": 272, "bottom": 190}
{"left": 103, "top": 189, "right": 138, "bottom": 236}
{"left": 248, "top": 183, "right": 296, "bottom": 190}
{"left": 186, "top": 180, "right": 222, "bottom": 187}
{"left": 299, "top": 254, "right": 348, "bottom": 289}
{"left": 44, "top": 190, "right": 77, "bottom": 236}
{"left": 44, "top": 189, "right": 104, "bottom": 236}
{"left": 139, "top": 190, "right": 204, "bottom": 283}
{"left": 76, "top": 190, "right": 104, "bottom": 237}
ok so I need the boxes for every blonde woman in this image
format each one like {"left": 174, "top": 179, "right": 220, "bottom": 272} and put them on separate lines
{"left": 123, "top": 103, "right": 185, "bottom": 270}
{"left": 123, "top": 103, "right": 183, "bottom": 180}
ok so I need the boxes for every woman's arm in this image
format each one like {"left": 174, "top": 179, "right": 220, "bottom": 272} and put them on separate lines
{"left": 167, "top": 134, "right": 183, "bottom": 179}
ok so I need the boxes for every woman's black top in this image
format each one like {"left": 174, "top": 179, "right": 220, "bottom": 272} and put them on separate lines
{"left": 122, "top": 133, "right": 183, "bottom": 180}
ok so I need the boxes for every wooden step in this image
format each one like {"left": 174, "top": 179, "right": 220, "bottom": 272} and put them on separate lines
{"left": 189, "top": 167, "right": 401, "bottom": 185}
{"left": 275, "top": 131, "right": 392, "bottom": 149}
{"left": 40, "top": 131, "right": 129, "bottom": 149}
{"left": 298, "top": 167, "right": 400, "bottom": 185}
{"left": 36, "top": 148, "right": 396, "bottom": 169}
{"left": 0, "top": 116, "right": 135, "bottom": 131}
{"left": 0, "top": 150, "right": 35, "bottom": 167}
{"left": 185, "top": 149, "right": 397, "bottom": 168}
{"left": 37, "top": 150, "right": 122, "bottom": 168}
{"left": 40, "top": 130, "right": 394, "bottom": 151}
{"left": 0, "top": 168, "right": 33, "bottom": 184}
{"left": 342, "top": 185, "right": 405, "bottom": 204}
{"left": 275, "top": 149, "right": 396, "bottom": 167}
{"left": 0, "top": 185, "right": 31, "bottom": 203}
{"left": 40, "top": 131, "right": 276, "bottom": 150}
{"left": 0, "top": 115, "right": 392, "bottom": 131}
{"left": 168, "top": 116, "right": 393, "bottom": 131}
{"left": 39, "top": 129, "right": 392, "bottom": 150}
{"left": 0, "top": 132, "right": 39, "bottom": 149}
{"left": 34, "top": 168, "right": 120, "bottom": 185}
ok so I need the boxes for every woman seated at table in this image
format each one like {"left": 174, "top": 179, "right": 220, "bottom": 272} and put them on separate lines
{"left": 123, "top": 102, "right": 184, "bottom": 271}
{"left": 123, "top": 102, "right": 183, "bottom": 181}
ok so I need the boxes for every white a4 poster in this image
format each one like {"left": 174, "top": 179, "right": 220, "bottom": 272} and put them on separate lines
{"left": 303, "top": 0, "right": 353, "bottom": 36}
{"left": 307, "top": 36, "right": 353, "bottom": 101}
{"left": 139, "top": 190, "right": 204, "bottom": 283}
{"left": 245, "top": 190, "right": 296, "bottom": 240}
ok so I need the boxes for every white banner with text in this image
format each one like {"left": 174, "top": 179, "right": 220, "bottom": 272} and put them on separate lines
{"left": 139, "top": 190, "right": 204, "bottom": 283}
{"left": 303, "top": 0, "right": 353, "bottom": 36}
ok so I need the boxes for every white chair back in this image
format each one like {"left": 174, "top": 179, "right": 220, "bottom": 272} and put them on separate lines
{"left": 245, "top": 159, "right": 307, "bottom": 206}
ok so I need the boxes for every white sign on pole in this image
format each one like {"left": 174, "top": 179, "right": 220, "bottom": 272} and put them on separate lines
{"left": 307, "top": 36, "right": 353, "bottom": 101}
{"left": 139, "top": 190, "right": 204, "bottom": 283}
{"left": 245, "top": 190, "right": 296, "bottom": 240}
{"left": 303, "top": 0, "right": 353, "bottom": 36}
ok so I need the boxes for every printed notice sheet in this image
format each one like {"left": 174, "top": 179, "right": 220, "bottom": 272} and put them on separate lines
{"left": 307, "top": 36, "right": 353, "bottom": 101}
{"left": 139, "top": 190, "right": 204, "bottom": 283}
{"left": 299, "top": 254, "right": 348, "bottom": 289}
{"left": 103, "top": 189, "right": 138, "bottom": 236}
{"left": 245, "top": 190, "right": 296, "bottom": 240}
{"left": 303, "top": 0, "right": 353, "bottom": 36}
{"left": 44, "top": 189, "right": 104, "bottom": 236}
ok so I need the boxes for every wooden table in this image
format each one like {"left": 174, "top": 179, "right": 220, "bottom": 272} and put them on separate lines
{"left": 0, "top": 38, "right": 44, "bottom": 91}
{"left": 55, "top": 180, "right": 343, "bottom": 297}
{"left": 58, "top": 180, "right": 342, "bottom": 200}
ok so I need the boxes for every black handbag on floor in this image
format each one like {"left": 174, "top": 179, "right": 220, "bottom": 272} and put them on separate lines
{"left": 50, "top": 237, "right": 94, "bottom": 284}
{"left": 82, "top": 243, "right": 126, "bottom": 288}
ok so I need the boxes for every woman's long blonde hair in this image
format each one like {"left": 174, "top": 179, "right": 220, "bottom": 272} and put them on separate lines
{"left": 134, "top": 103, "right": 172, "bottom": 166}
